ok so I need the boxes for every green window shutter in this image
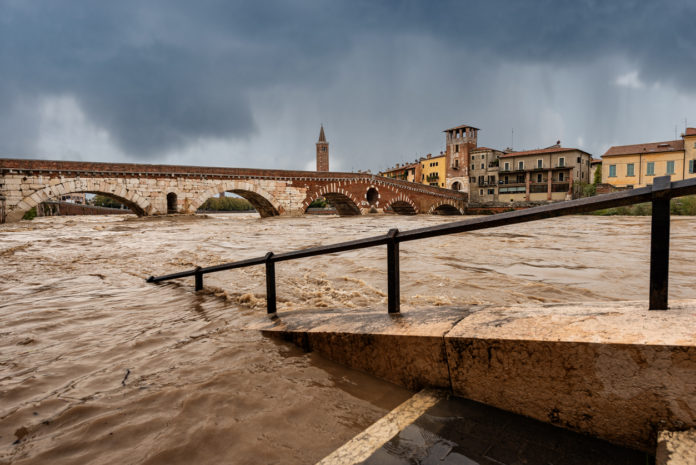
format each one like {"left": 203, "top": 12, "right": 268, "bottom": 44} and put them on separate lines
{"left": 667, "top": 161, "right": 675, "bottom": 175}
{"left": 609, "top": 165, "right": 616, "bottom": 177}
{"left": 647, "top": 162, "right": 655, "bottom": 175}
{"left": 627, "top": 164, "right": 634, "bottom": 176}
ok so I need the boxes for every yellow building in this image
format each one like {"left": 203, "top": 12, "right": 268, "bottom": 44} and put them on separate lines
{"left": 380, "top": 162, "right": 418, "bottom": 182}
{"left": 419, "top": 153, "right": 447, "bottom": 188}
{"left": 602, "top": 128, "right": 696, "bottom": 187}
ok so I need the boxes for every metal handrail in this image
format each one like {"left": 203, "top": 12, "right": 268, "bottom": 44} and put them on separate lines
{"left": 147, "top": 176, "right": 695, "bottom": 313}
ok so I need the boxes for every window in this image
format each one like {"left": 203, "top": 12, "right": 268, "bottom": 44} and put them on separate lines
{"left": 559, "top": 172, "right": 564, "bottom": 181}
{"left": 487, "top": 189, "right": 495, "bottom": 195}
{"left": 479, "top": 189, "right": 483, "bottom": 195}
{"left": 504, "top": 162, "right": 510, "bottom": 171}
{"left": 471, "top": 164, "right": 474, "bottom": 170}
{"left": 577, "top": 157, "right": 581, "bottom": 163}
{"left": 471, "top": 155, "right": 475, "bottom": 160}
{"left": 481, "top": 155, "right": 485, "bottom": 159}
{"left": 536, "top": 173, "right": 542, "bottom": 183}
{"left": 609, "top": 165, "right": 616, "bottom": 177}
{"left": 627, "top": 163, "right": 635, "bottom": 177}
{"left": 470, "top": 177, "right": 476, "bottom": 183}
{"left": 667, "top": 160, "right": 675, "bottom": 175}
{"left": 558, "top": 157, "right": 565, "bottom": 167}
{"left": 537, "top": 159, "right": 543, "bottom": 168}
{"left": 518, "top": 161, "right": 524, "bottom": 170}
{"left": 647, "top": 162, "right": 655, "bottom": 176}
{"left": 456, "top": 145, "right": 459, "bottom": 153}
{"left": 690, "top": 160, "right": 695, "bottom": 174}
{"left": 480, "top": 163, "right": 485, "bottom": 169}
{"left": 454, "top": 159, "right": 459, "bottom": 168}
{"left": 503, "top": 176, "right": 509, "bottom": 184}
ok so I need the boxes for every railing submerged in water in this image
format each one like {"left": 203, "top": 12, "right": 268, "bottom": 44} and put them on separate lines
{"left": 147, "top": 176, "right": 696, "bottom": 313}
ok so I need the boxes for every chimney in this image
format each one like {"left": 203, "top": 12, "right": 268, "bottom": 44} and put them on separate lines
{"left": 427, "top": 153, "right": 432, "bottom": 159}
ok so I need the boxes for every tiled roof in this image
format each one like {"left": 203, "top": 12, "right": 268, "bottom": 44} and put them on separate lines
{"left": 381, "top": 162, "right": 417, "bottom": 173}
{"left": 470, "top": 146, "right": 498, "bottom": 152}
{"left": 591, "top": 158, "right": 602, "bottom": 164}
{"left": 684, "top": 127, "right": 696, "bottom": 136}
{"left": 499, "top": 147, "right": 590, "bottom": 158}
{"left": 603, "top": 139, "right": 684, "bottom": 157}
{"left": 443, "top": 124, "right": 479, "bottom": 132}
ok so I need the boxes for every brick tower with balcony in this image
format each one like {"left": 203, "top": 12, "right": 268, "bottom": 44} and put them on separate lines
{"left": 444, "top": 124, "right": 478, "bottom": 193}
{"left": 316, "top": 125, "right": 329, "bottom": 172}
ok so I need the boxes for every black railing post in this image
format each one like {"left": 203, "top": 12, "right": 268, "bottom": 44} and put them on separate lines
{"left": 265, "top": 252, "right": 277, "bottom": 314}
{"left": 649, "top": 176, "right": 671, "bottom": 310}
{"left": 194, "top": 266, "right": 203, "bottom": 291}
{"left": 387, "top": 228, "right": 400, "bottom": 314}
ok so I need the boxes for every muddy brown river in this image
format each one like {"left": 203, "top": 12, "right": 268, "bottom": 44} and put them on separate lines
{"left": 2, "top": 213, "right": 695, "bottom": 464}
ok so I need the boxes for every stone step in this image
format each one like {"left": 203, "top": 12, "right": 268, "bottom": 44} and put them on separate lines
{"left": 318, "top": 390, "right": 653, "bottom": 465}
{"left": 251, "top": 300, "right": 696, "bottom": 453}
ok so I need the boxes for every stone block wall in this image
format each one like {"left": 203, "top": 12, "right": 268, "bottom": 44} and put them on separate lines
{"left": 0, "top": 158, "right": 467, "bottom": 222}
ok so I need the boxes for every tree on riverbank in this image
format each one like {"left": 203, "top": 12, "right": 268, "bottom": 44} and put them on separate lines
{"left": 92, "top": 195, "right": 124, "bottom": 209}
{"left": 198, "top": 197, "right": 254, "bottom": 211}
{"left": 593, "top": 196, "right": 696, "bottom": 216}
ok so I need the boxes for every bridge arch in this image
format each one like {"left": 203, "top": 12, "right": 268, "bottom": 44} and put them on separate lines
{"left": 304, "top": 188, "right": 362, "bottom": 216}
{"left": 6, "top": 180, "right": 150, "bottom": 222}
{"left": 384, "top": 196, "right": 418, "bottom": 215}
{"left": 427, "top": 200, "right": 463, "bottom": 215}
{"left": 191, "top": 181, "right": 282, "bottom": 218}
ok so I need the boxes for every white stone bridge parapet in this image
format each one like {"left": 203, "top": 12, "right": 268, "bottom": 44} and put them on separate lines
{"left": 0, "top": 158, "right": 467, "bottom": 223}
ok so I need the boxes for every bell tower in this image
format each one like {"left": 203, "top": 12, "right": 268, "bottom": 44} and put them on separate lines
{"left": 316, "top": 125, "right": 329, "bottom": 171}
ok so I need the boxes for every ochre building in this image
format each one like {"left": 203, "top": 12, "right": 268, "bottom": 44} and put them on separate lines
{"left": 601, "top": 128, "right": 696, "bottom": 188}
{"left": 380, "top": 123, "right": 477, "bottom": 193}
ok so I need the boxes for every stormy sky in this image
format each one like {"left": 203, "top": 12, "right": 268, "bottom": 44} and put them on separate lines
{"left": 1, "top": 0, "right": 695, "bottom": 172}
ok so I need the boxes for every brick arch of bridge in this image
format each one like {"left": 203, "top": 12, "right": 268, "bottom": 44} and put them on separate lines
{"left": 427, "top": 200, "right": 464, "bottom": 215}
{"left": 189, "top": 180, "right": 283, "bottom": 217}
{"left": 6, "top": 179, "right": 151, "bottom": 223}
{"left": 383, "top": 195, "right": 419, "bottom": 215}
{"left": 303, "top": 187, "right": 362, "bottom": 216}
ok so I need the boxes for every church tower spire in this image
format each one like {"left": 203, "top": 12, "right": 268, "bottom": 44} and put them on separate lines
{"left": 316, "top": 125, "right": 329, "bottom": 171}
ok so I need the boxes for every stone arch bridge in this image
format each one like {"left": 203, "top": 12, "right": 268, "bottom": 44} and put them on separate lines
{"left": 0, "top": 159, "right": 467, "bottom": 223}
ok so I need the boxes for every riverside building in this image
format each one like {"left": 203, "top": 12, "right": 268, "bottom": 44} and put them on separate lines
{"left": 496, "top": 143, "right": 592, "bottom": 202}
{"left": 380, "top": 124, "right": 593, "bottom": 204}
{"left": 380, "top": 162, "right": 419, "bottom": 183}
{"left": 380, "top": 123, "right": 477, "bottom": 193}
{"left": 601, "top": 128, "right": 696, "bottom": 188}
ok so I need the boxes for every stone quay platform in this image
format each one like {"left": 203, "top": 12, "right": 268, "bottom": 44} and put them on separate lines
{"left": 250, "top": 300, "right": 696, "bottom": 455}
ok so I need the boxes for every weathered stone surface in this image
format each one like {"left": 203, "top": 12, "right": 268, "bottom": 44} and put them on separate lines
{"left": 0, "top": 158, "right": 466, "bottom": 222}
{"left": 253, "top": 306, "right": 469, "bottom": 390}
{"left": 657, "top": 429, "right": 696, "bottom": 464}
{"left": 257, "top": 300, "right": 696, "bottom": 453}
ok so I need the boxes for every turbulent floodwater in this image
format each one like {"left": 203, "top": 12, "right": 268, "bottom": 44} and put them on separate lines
{"left": 2, "top": 212, "right": 696, "bottom": 464}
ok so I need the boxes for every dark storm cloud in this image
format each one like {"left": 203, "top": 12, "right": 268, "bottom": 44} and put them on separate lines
{"left": 0, "top": 0, "right": 694, "bottom": 159}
